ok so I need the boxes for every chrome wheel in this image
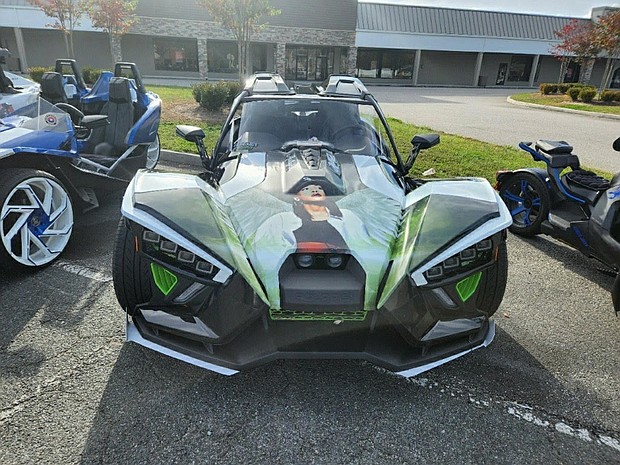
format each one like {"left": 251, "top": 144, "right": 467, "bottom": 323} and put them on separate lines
{"left": 0, "top": 170, "right": 73, "bottom": 268}
{"left": 145, "top": 133, "right": 160, "bottom": 169}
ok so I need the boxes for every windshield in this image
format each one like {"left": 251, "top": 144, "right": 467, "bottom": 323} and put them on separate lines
{"left": 235, "top": 98, "right": 393, "bottom": 157}
{"left": 0, "top": 97, "right": 71, "bottom": 134}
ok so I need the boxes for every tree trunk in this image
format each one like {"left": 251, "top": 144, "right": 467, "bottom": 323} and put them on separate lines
{"left": 237, "top": 38, "right": 244, "bottom": 83}
{"left": 68, "top": 31, "right": 75, "bottom": 59}
{"left": 62, "top": 33, "right": 71, "bottom": 58}
{"left": 109, "top": 34, "right": 123, "bottom": 65}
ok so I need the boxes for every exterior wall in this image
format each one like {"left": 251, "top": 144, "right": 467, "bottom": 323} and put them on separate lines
{"left": 134, "top": 0, "right": 357, "bottom": 31}
{"left": 129, "top": 18, "right": 355, "bottom": 48}
{"left": 417, "top": 51, "right": 477, "bottom": 86}
{"left": 536, "top": 56, "right": 562, "bottom": 83}
{"left": 21, "top": 29, "right": 111, "bottom": 69}
{"left": 589, "top": 59, "right": 607, "bottom": 87}
{"left": 479, "top": 53, "right": 513, "bottom": 86}
{"left": 0, "top": 27, "right": 20, "bottom": 71}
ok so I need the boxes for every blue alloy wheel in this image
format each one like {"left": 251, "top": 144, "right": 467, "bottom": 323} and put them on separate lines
{"left": 499, "top": 172, "right": 550, "bottom": 237}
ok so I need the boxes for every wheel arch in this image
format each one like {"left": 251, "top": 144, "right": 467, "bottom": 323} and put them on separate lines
{"left": 496, "top": 167, "right": 548, "bottom": 187}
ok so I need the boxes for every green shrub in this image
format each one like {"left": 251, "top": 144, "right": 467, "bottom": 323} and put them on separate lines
{"left": 601, "top": 90, "right": 616, "bottom": 102}
{"left": 579, "top": 88, "right": 596, "bottom": 103}
{"left": 27, "top": 66, "right": 52, "bottom": 83}
{"left": 540, "top": 83, "right": 553, "bottom": 95}
{"left": 81, "top": 66, "right": 103, "bottom": 85}
{"left": 225, "top": 81, "right": 242, "bottom": 104}
{"left": 199, "top": 82, "right": 229, "bottom": 111}
{"left": 567, "top": 87, "right": 581, "bottom": 101}
{"left": 191, "top": 82, "right": 206, "bottom": 103}
{"left": 557, "top": 83, "right": 570, "bottom": 94}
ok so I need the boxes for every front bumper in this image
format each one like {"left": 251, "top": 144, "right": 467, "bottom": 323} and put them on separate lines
{"left": 126, "top": 308, "right": 495, "bottom": 378}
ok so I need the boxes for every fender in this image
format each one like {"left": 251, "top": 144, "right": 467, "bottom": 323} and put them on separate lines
{"left": 495, "top": 167, "right": 548, "bottom": 187}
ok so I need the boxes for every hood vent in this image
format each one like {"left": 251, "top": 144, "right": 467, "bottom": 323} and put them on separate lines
{"left": 301, "top": 148, "right": 321, "bottom": 170}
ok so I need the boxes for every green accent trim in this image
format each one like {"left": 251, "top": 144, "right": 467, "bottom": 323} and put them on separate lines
{"left": 456, "top": 272, "right": 482, "bottom": 302}
{"left": 269, "top": 309, "right": 368, "bottom": 322}
{"left": 150, "top": 263, "right": 178, "bottom": 296}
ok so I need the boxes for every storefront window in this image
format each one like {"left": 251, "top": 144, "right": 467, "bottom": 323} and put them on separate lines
{"left": 356, "top": 49, "right": 413, "bottom": 79}
{"left": 208, "top": 41, "right": 238, "bottom": 74}
{"left": 153, "top": 38, "right": 198, "bottom": 72}
{"left": 508, "top": 55, "right": 533, "bottom": 82}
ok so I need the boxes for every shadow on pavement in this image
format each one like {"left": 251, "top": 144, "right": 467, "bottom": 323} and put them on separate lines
{"left": 78, "top": 327, "right": 618, "bottom": 464}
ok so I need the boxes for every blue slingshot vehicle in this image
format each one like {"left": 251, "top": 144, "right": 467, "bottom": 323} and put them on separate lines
{"left": 0, "top": 61, "right": 161, "bottom": 270}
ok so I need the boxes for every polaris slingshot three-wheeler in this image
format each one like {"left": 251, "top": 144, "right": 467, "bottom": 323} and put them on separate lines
{"left": 113, "top": 74, "right": 511, "bottom": 377}
{"left": 0, "top": 62, "right": 161, "bottom": 270}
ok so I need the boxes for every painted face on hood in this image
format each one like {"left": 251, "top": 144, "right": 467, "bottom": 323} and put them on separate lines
{"left": 297, "top": 184, "right": 326, "bottom": 202}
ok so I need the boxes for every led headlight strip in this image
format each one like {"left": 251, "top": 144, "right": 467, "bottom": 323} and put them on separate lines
{"left": 142, "top": 229, "right": 220, "bottom": 280}
{"left": 423, "top": 238, "right": 493, "bottom": 282}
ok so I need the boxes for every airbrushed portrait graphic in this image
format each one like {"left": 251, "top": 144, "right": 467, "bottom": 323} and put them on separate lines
{"left": 292, "top": 180, "right": 347, "bottom": 253}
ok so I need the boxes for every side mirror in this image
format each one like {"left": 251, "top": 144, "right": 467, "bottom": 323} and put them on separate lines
{"left": 176, "top": 124, "right": 212, "bottom": 171}
{"left": 176, "top": 124, "right": 205, "bottom": 142}
{"left": 613, "top": 137, "right": 620, "bottom": 152}
{"left": 411, "top": 134, "right": 440, "bottom": 150}
{"left": 405, "top": 133, "right": 440, "bottom": 172}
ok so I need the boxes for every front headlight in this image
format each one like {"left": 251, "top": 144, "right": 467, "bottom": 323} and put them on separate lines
{"left": 141, "top": 228, "right": 220, "bottom": 281}
{"left": 423, "top": 238, "right": 494, "bottom": 282}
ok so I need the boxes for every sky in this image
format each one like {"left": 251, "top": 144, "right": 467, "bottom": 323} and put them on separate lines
{"left": 367, "top": 0, "right": 620, "bottom": 18}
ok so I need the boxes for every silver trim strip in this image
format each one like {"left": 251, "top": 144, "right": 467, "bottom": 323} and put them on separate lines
{"left": 396, "top": 321, "right": 495, "bottom": 378}
{"left": 126, "top": 318, "right": 239, "bottom": 376}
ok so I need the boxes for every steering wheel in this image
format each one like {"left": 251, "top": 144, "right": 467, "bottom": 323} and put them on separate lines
{"left": 55, "top": 103, "right": 84, "bottom": 126}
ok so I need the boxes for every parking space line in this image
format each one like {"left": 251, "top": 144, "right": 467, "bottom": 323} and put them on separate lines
{"left": 52, "top": 260, "right": 112, "bottom": 283}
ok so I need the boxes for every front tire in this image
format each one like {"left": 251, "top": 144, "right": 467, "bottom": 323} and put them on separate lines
{"left": 499, "top": 172, "right": 550, "bottom": 237}
{"left": 0, "top": 169, "right": 74, "bottom": 269}
{"left": 112, "top": 218, "right": 152, "bottom": 314}
{"left": 476, "top": 240, "right": 508, "bottom": 316}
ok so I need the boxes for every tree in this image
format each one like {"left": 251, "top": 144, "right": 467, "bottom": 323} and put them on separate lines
{"left": 87, "top": 0, "right": 138, "bottom": 63}
{"left": 197, "top": 0, "right": 280, "bottom": 81}
{"left": 595, "top": 10, "right": 620, "bottom": 92}
{"left": 551, "top": 19, "right": 600, "bottom": 84}
{"left": 29, "top": 0, "right": 86, "bottom": 58}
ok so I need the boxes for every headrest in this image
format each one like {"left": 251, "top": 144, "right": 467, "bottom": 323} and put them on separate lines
{"left": 108, "top": 77, "right": 132, "bottom": 103}
{"left": 41, "top": 72, "right": 65, "bottom": 97}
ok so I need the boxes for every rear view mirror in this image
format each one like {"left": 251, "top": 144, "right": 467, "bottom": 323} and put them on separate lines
{"left": 613, "top": 137, "right": 620, "bottom": 152}
{"left": 176, "top": 125, "right": 205, "bottom": 142}
{"left": 405, "top": 133, "right": 440, "bottom": 172}
{"left": 411, "top": 134, "right": 440, "bottom": 150}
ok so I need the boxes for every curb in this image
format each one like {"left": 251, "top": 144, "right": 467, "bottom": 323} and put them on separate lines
{"left": 161, "top": 149, "right": 203, "bottom": 168}
{"left": 507, "top": 97, "right": 620, "bottom": 121}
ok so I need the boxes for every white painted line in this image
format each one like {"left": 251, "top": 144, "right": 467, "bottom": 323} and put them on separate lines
{"left": 52, "top": 260, "right": 112, "bottom": 283}
{"left": 371, "top": 365, "right": 620, "bottom": 454}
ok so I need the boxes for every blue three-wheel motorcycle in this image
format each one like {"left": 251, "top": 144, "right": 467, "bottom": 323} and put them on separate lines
{"left": 0, "top": 54, "right": 161, "bottom": 270}
{"left": 497, "top": 137, "right": 620, "bottom": 314}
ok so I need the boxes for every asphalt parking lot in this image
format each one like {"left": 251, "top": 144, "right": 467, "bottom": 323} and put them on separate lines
{"left": 1, "top": 91, "right": 620, "bottom": 463}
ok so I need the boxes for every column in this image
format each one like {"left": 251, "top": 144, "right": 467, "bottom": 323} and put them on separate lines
{"left": 473, "top": 52, "right": 484, "bottom": 86}
{"left": 275, "top": 43, "right": 285, "bottom": 76}
{"left": 529, "top": 54, "right": 540, "bottom": 87}
{"left": 346, "top": 46, "right": 358, "bottom": 76}
{"left": 198, "top": 39, "right": 208, "bottom": 79}
{"left": 412, "top": 49, "right": 421, "bottom": 86}
{"left": 13, "top": 27, "right": 28, "bottom": 72}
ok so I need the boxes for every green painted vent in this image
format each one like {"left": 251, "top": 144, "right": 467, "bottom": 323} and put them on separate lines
{"left": 456, "top": 272, "right": 482, "bottom": 302}
{"left": 150, "top": 263, "right": 178, "bottom": 296}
